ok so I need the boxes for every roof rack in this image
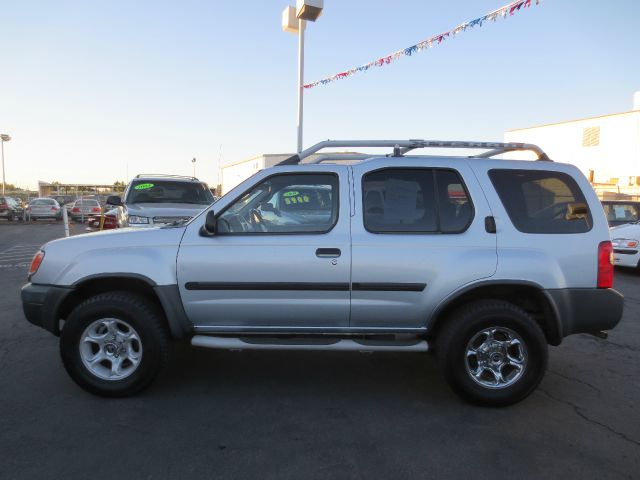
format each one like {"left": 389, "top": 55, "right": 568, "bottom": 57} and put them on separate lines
{"left": 134, "top": 174, "right": 198, "bottom": 181}
{"left": 277, "top": 140, "right": 550, "bottom": 166}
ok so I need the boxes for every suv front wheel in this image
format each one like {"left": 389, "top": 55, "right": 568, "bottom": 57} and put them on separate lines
{"left": 60, "top": 292, "right": 170, "bottom": 397}
{"left": 437, "top": 300, "right": 548, "bottom": 407}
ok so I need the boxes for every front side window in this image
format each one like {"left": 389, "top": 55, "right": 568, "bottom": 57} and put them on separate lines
{"left": 218, "top": 173, "right": 338, "bottom": 234}
{"left": 363, "top": 168, "right": 473, "bottom": 233}
{"left": 489, "top": 169, "right": 592, "bottom": 234}
{"left": 125, "top": 180, "right": 214, "bottom": 205}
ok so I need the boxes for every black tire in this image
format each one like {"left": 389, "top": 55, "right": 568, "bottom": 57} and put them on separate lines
{"left": 60, "top": 291, "right": 171, "bottom": 397}
{"left": 7, "top": 213, "right": 14, "bottom": 222}
{"left": 436, "top": 299, "right": 548, "bottom": 407}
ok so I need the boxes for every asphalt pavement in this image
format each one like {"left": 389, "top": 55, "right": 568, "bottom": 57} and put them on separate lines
{"left": 0, "top": 221, "right": 638, "bottom": 479}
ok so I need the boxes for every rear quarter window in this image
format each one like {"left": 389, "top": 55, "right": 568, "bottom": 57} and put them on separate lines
{"left": 489, "top": 169, "right": 592, "bottom": 234}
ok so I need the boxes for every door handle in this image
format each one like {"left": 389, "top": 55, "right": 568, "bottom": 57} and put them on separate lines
{"left": 316, "top": 248, "right": 341, "bottom": 258}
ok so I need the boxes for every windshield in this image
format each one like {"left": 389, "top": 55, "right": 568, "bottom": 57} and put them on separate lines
{"left": 30, "top": 199, "right": 56, "bottom": 206}
{"left": 125, "top": 180, "right": 214, "bottom": 205}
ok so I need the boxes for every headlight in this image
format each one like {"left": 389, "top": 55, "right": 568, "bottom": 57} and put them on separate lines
{"left": 612, "top": 238, "right": 639, "bottom": 249}
{"left": 128, "top": 215, "right": 149, "bottom": 224}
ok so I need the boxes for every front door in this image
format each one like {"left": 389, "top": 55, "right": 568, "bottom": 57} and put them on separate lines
{"left": 177, "top": 167, "right": 351, "bottom": 330}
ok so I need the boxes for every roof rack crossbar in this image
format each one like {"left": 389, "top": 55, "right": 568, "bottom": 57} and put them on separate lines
{"left": 469, "top": 147, "right": 551, "bottom": 161}
{"left": 277, "top": 140, "right": 550, "bottom": 165}
{"left": 135, "top": 174, "right": 198, "bottom": 180}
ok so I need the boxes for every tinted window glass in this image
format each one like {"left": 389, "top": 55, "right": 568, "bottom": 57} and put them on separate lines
{"left": 363, "top": 169, "right": 437, "bottom": 233}
{"left": 31, "top": 199, "right": 56, "bottom": 206}
{"left": 489, "top": 169, "right": 592, "bottom": 234}
{"left": 602, "top": 203, "right": 640, "bottom": 224}
{"left": 435, "top": 170, "right": 473, "bottom": 232}
{"left": 74, "top": 200, "right": 100, "bottom": 207}
{"left": 126, "top": 180, "right": 214, "bottom": 205}
{"left": 218, "top": 174, "right": 338, "bottom": 234}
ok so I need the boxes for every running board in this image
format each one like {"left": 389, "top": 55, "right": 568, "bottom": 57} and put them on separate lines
{"left": 191, "top": 335, "right": 429, "bottom": 353}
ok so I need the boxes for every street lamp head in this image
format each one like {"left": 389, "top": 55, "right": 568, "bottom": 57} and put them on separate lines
{"left": 192, "top": 158, "right": 196, "bottom": 164}
{"left": 0, "top": 134, "right": 11, "bottom": 142}
{"left": 296, "top": 0, "right": 323, "bottom": 22}
{"left": 282, "top": 6, "right": 299, "bottom": 33}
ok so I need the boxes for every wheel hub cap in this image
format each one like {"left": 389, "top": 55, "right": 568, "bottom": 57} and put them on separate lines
{"left": 465, "top": 327, "right": 527, "bottom": 389}
{"left": 79, "top": 318, "right": 143, "bottom": 381}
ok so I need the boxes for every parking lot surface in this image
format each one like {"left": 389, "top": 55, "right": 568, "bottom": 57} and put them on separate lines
{"left": 0, "top": 222, "right": 638, "bottom": 479}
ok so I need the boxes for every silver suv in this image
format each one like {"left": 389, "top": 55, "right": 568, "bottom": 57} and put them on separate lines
{"left": 107, "top": 174, "right": 215, "bottom": 227}
{"left": 21, "top": 140, "right": 624, "bottom": 406}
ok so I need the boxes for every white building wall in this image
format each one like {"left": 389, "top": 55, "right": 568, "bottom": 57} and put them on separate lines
{"left": 505, "top": 111, "right": 640, "bottom": 184}
{"left": 221, "top": 154, "right": 292, "bottom": 194}
{"left": 222, "top": 157, "right": 265, "bottom": 194}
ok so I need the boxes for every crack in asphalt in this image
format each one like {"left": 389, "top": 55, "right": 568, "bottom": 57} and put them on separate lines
{"left": 538, "top": 388, "right": 640, "bottom": 448}
{"left": 548, "top": 369, "right": 602, "bottom": 396}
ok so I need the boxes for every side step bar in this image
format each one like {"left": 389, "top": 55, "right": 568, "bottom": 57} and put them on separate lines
{"left": 191, "top": 336, "right": 429, "bottom": 353}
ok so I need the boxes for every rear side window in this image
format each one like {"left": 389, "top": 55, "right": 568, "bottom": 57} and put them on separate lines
{"left": 362, "top": 168, "right": 473, "bottom": 233}
{"left": 489, "top": 169, "right": 592, "bottom": 234}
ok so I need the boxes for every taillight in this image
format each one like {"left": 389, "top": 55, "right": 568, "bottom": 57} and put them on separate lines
{"left": 28, "top": 250, "right": 45, "bottom": 279}
{"left": 72, "top": 207, "right": 80, "bottom": 213}
{"left": 92, "top": 207, "right": 100, "bottom": 212}
{"left": 51, "top": 207, "right": 58, "bottom": 212}
{"left": 597, "top": 241, "right": 614, "bottom": 289}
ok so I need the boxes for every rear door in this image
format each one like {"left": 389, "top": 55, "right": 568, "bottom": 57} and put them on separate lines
{"left": 350, "top": 158, "right": 497, "bottom": 330}
{"left": 177, "top": 166, "right": 352, "bottom": 330}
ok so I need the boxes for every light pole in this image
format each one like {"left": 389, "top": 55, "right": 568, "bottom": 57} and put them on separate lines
{"left": 192, "top": 157, "right": 196, "bottom": 178}
{"left": 282, "top": 1, "right": 324, "bottom": 153}
{"left": 1, "top": 134, "right": 11, "bottom": 195}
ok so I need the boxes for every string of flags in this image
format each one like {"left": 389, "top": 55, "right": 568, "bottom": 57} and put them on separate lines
{"left": 303, "top": 0, "right": 541, "bottom": 89}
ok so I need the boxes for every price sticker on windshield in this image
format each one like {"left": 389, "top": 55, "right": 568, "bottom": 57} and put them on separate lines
{"left": 134, "top": 183, "right": 155, "bottom": 190}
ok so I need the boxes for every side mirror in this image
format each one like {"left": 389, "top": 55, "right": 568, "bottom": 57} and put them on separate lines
{"left": 106, "top": 195, "right": 123, "bottom": 206}
{"left": 200, "top": 210, "right": 217, "bottom": 236}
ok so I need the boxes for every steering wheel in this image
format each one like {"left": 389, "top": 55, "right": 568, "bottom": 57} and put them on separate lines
{"left": 250, "top": 208, "right": 267, "bottom": 232}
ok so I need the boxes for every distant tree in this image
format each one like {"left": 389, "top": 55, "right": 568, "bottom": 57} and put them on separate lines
{"left": 113, "top": 181, "right": 126, "bottom": 193}
{"left": 1, "top": 182, "right": 22, "bottom": 191}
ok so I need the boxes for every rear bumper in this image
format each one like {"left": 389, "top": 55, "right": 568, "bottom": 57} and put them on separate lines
{"left": 546, "top": 288, "right": 624, "bottom": 338}
{"left": 613, "top": 249, "right": 640, "bottom": 268}
{"left": 21, "top": 283, "right": 73, "bottom": 336}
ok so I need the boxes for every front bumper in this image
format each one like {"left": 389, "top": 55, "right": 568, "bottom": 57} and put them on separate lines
{"left": 546, "top": 288, "right": 624, "bottom": 338}
{"left": 21, "top": 283, "right": 73, "bottom": 336}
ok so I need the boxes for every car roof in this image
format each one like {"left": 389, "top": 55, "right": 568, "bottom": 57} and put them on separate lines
{"left": 131, "top": 175, "right": 204, "bottom": 184}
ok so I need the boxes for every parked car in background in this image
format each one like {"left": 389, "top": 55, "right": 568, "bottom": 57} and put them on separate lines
{"left": 8, "top": 197, "right": 25, "bottom": 220}
{"left": 86, "top": 207, "right": 126, "bottom": 231}
{"left": 26, "top": 198, "right": 62, "bottom": 220}
{"left": 611, "top": 222, "right": 640, "bottom": 270}
{"left": 0, "top": 196, "right": 23, "bottom": 221}
{"left": 601, "top": 200, "right": 640, "bottom": 227}
{"left": 52, "top": 195, "right": 77, "bottom": 212}
{"left": 107, "top": 174, "right": 215, "bottom": 227}
{"left": 70, "top": 199, "right": 102, "bottom": 222}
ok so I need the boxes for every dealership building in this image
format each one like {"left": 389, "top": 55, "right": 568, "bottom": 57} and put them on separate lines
{"left": 504, "top": 93, "right": 640, "bottom": 197}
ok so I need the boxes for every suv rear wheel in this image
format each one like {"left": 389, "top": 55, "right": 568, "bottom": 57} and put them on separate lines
{"left": 437, "top": 300, "right": 547, "bottom": 407}
{"left": 60, "top": 292, "right": 170, "bottom": 397}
